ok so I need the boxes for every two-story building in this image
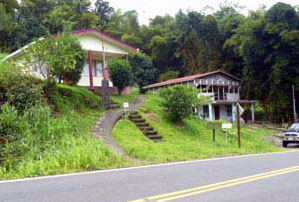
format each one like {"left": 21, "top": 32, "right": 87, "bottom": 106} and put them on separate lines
{"left": 143, "top": 70, "right": 255, "bottom": 123}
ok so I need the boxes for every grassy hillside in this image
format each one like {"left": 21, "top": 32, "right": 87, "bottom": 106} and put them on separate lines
{"left": 0, "top": 62, "right": 127, "bottom": 179}
{"left": 112, "top": 93, "right": 284, "bottom": 162}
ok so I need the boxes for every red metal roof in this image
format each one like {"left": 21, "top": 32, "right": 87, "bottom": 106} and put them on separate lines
{"left": 143, "top": 70, "right": 241, "bottom": 89}
{"left": 72, "top": 29, "right": 138, "bottom": 52}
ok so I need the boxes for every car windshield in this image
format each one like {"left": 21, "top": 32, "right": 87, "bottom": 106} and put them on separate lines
{"left": 288, "top": 123, "right": 299, "bottom": 132}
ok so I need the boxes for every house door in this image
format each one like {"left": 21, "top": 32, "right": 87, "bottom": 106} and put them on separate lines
{"left": 214, "top": 106, "right": 220, "bottom": 120}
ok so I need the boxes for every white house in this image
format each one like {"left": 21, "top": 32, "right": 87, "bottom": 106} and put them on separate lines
{"left": 2, "top": 29, "right": 138, "bottom": 94}
{"left": 143, "top": 70, "right": 256, "bottom": 123}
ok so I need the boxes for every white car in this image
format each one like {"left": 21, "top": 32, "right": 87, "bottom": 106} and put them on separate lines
{"left": 282, "top": 123, "right": 299, "bottom": 147}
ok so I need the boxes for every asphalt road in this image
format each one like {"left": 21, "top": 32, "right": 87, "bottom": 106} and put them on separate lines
{"left": 1, "top": 150, "right": 299, "bottom": 202}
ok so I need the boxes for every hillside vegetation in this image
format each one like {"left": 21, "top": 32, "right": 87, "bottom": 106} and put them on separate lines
{"left": 0, "top": 62, "right": 126, "bottom": 179}
{"left": 112, "top": 93, "right": 284, "bottom": 162}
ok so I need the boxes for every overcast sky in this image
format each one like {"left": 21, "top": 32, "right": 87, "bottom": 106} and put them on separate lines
{"left": 98, "top": 0, "right": 298, "bottom": 25}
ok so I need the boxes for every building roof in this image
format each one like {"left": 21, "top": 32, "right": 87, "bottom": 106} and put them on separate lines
{"left": 72, "top": 29, "right": 137, "bottom": 52}
{"left": 2, "top": 29, "right": 137, "bottom": 62}
{"left": 143, "top": 70, "right": 241, "bottom": 89}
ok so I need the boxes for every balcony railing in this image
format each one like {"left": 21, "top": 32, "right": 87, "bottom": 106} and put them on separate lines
{"left": 198, "top": 93, "right": 239, "bottom": 102}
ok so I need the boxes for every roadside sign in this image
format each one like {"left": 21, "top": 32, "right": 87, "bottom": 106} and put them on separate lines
{"left": 222, "top": 123, "right": 232, "bottom": 130}
{"left": 123, "top": 102, "right": 129, "bottom": 108}
{"left": 236, "top": 103, "right": 244, "bottom": 115}
{"left": 206, "top": 122, "right": 222, "bottom": 130}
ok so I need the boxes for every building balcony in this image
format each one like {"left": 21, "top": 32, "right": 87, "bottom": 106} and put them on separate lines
{"left": 198, "top": 93, "right": 240, "bottom": 103}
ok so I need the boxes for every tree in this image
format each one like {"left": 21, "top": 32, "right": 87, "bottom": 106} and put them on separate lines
{"left": 94, "top": 0, "right": 114, "bottom": 29}
{"left": 24, "top": 34, "right": 84, "bottom": 84}
{"left": 159, "top": 70, "right": 179, "bottom": 81}
{"left": 129, "top": 52, "right": 157, "bottom": 90}
{"left": 160, "top": 85, "right": 208, "bottom": 123}
{"left": 108, "top": 59, "right": 133, "bottom": 94}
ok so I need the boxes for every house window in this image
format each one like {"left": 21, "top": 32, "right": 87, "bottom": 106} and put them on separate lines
{"left": 203, "top": 105, "right": 210, "bottom": 119}
{"left": 227, "top": 105, "right": 232, "bottom": 117}
{"left": 83, "top": 62, "right": 89, "bottom": 76}
{"left": 93, "top": 61, "right": 102, "bottom": 77}
{"left": 83, "top": 61, "right": 103, "bottom": 77}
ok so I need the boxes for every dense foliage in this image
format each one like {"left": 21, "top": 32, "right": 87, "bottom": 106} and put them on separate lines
{"left": 129, "top": 52, "right": 157, "bottom": 90}
{"left": 108, "top": 59, "right": 133, "bottom": 94}
{"left": 160, "top": 85, "right": 209, "bottom": 123}
{"left": 24, "top": 34, "right": 85, "bottom": 84}
{"left": 0, "top": 0, "right": 298, "bottom": 121}
{"left": 0, "top": 62, "right": 124, "bottom": 178}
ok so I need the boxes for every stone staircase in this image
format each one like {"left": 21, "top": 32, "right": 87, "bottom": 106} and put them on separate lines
{"left": 128, "top": 111, "right": 163, "bottom": 142}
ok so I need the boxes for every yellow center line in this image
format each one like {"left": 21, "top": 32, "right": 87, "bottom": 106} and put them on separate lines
{"left": 157, "top": 168, "right": 299, "bottom": 202}
{"left": 127, "top": 166, "right": 299, "bottom": 202}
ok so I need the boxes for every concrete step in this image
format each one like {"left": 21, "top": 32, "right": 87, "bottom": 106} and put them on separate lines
{"left": 145, "top": 130, "right": 158, "bottom": 135}
{"left": 129, "top": 114, "right": 142, "bottom": 119}
{"left": 109, "top": 104, "right": 119, "bottom": 109}
{"left": 136, "top": 122, "right": 150, "bottom": 127}
{"left": 147, "top": 135, "right": 163, "bottom": 140}
{"left": 130, "top": 111, "right": 138, "bottom": 115}
{"left": 141, "top": 127, "right": 154, "bottom": 132}
{"left": 130, "top": 118, "right": 146, "bottom": 123}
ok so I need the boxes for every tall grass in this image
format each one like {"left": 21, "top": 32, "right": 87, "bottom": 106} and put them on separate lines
{"left": 0, "top": 85, "right": 127, "bottom": 179}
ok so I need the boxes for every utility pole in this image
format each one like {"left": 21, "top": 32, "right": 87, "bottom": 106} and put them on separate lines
{"left": 293, "top": 84, "right": 297, "bottom": 123}
{"left": 236, "top": 103, "right": 241, "bottom": 148}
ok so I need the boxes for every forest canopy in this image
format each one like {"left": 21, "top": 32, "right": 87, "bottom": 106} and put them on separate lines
{"left": 0, "top": 0, "right": 299, "bottom": 121}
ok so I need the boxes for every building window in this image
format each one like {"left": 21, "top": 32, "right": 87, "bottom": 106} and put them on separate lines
{"left": 227, "top": 105, "right": 232, "bottom": 117}
{"left": 203, "top": 105, "right": 210, "bottom": 118}
{"left": 93, "top": 61, "right": 102, "bottom": 77}
{"left": 83, "top": 62, "right": 89, "bottom": 76}
{"left": 83, "top": 61, "right": 103, "bottom": 77}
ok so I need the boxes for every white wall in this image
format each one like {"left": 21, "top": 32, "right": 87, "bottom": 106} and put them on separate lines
{"left": 78, "top": 35, "right": 129, "bottom": 55}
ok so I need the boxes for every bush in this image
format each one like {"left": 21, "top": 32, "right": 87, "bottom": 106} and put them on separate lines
{"left": 0, "top": 62, "right": 44, "bottom": 113}
{"left": 52, "top": 84, "right": 102, "bottom": 111}
{"left": 129, "top": 52, "right": 157, "bottom": 89}
{"left": 160, "top": 85, "right": 200, "bottom": 123}
{"left": 24, "top": 34, "right": 85, "bottom": 84}
{"left": 109, "top": 59, "right": 132, "bottom": 94}
{"left": 159, "top": 70, "right": 179, "bottom": 82}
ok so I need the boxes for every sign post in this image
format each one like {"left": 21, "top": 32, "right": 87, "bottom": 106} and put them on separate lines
{"left": 236, "top": 103, "right": 241, "bottom": 148}
{"left": 207, "top": 122, "right": 221, "bottom": 142}
{"left": 222, "top": 123, "right": 232, "bottom": 144}
{"left": 123, "top": 102, "right": 129, "bottom": 118}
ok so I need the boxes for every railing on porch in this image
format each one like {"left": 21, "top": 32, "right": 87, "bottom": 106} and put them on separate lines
{"left": 199, "top": 93, "right": 240, "bottom": 102}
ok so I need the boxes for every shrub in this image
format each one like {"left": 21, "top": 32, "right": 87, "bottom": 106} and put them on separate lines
{"left": 129, "top": 52, "right": 157, "bottom": 89}
{"left": 159, "top": 70, "right": 179, "bottom": 82}
{"left": 160, "top": 85, "right": 201, "bottom": 123}
{"left": 24, "top": 34, "right": 85, "bottom": 84}
{"left": 109, "top": 59, "right": 132, "bottom": 94}
{"left": 52, "top": 84, "right": 102, "bottom": 111}
{"left": 0, "top": 62, "right": 44, "bottom": 113}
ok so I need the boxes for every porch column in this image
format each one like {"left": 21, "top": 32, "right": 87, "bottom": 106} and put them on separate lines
{"left": 251, "top": 102, "right": 255, "bottom": 123}
{"left": 88, "top": 50, "right": 94, "bottom": 90}
{"left": 209, "top": 104, "right": 213, "bottom": 121}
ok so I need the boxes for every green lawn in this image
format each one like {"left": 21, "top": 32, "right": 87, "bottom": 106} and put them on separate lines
{"left": 112, "top": 93, "right": 284, "bottom": 162}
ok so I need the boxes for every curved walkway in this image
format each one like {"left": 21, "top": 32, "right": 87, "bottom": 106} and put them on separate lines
{"left": 92, "top": 95, "right": 145, "bottom": 161}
